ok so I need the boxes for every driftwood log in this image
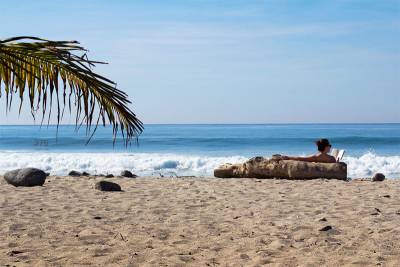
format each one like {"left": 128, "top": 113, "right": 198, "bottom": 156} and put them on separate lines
{"left": 214, "top": 157, "right": 347, "bottom": 180}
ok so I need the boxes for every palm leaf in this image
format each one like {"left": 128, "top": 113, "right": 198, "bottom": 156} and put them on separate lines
{"left": 0, "top": 36, "right": 143, "bottom": 145}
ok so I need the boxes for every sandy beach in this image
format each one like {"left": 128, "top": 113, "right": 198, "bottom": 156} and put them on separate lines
{"left": 1, "top": 176, "right": 399, "bottom": 266}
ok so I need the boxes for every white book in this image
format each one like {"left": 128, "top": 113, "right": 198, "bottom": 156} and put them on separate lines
{"left": 331, "top": 148, "right": 345, "bottom": 162}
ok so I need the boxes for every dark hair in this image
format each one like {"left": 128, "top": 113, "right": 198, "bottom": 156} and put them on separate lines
{"left": 315, "top": 138, "right": 331, "bottom": 152}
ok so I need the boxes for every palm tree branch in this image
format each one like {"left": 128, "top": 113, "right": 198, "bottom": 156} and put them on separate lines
{"left": 0, "top": 37, "right": 143, "bottom": 144}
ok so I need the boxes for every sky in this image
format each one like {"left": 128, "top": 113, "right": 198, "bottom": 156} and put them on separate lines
{"left": 1, "top": 0, "right": 399, "bottom": 124}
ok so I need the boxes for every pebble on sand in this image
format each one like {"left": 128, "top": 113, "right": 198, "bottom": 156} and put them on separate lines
{"left": 69, "top": 170, "right": 82, "bottom": 177}
{"left": 69, "top": 171, "right": 91, "bottom": 177}
{"left": 319, "top": 225, "right": 333, "bottom": 232}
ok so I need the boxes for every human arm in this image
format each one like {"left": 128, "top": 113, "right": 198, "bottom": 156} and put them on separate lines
{"left": 282, "top": 155, "right": 318, "bottom": 162}
{"left": 281, "top": 154, "right": 336, "bottom": 163}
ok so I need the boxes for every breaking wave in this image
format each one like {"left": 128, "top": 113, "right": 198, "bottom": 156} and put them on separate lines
{"left": 0, "top": 151, "right": 399, "bottom": 178}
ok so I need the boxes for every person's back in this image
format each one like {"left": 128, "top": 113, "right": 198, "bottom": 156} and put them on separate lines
{"left": 312, "top": 151, "right": 336, "bottom": 163}
{"left": 282, "top": 138, "right": 336, "bottom": 163}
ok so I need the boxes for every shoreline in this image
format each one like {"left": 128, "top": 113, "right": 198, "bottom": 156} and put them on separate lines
{"left": 1, "top": 176, "right": 399, "bottom": 266}
{"left": 0, "top": 150, "right": 400, "bottom": 179}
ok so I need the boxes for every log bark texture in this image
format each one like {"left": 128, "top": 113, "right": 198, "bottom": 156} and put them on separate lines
{"left": 214, "top": 157, "right": 347, "bottom": 180}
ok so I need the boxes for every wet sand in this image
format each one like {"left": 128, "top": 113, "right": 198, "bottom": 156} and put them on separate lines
{"left": 1, "top": 176, "right": 400, "bottom": 266}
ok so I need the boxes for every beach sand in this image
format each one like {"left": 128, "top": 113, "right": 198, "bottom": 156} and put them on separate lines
{"left": 1, "top": 176, "right": 400, "bottom": 266}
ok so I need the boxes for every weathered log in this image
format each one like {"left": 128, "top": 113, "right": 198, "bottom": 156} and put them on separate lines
{"left": 214, "top": 157, "right": 347, "bottom": 180}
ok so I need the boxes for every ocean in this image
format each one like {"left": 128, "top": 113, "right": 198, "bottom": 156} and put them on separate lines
{"left": 0, "top": 124, "right": 399, "bottom": 178}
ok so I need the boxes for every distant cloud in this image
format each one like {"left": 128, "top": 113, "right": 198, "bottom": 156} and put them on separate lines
{"left": 111, "top": 20, "right": 397, "bottom": 47}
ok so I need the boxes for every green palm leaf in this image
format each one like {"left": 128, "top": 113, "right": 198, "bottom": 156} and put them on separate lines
{"left": 0, "top": 36, "right": 143, "bottom": 145}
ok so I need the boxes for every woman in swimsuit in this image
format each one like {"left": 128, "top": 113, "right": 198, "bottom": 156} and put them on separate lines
{"left": 282, "top": 138, "right": 337, "bottom": 163}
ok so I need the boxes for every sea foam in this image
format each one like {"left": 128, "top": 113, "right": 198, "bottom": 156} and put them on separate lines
{"left": 0, "top": 152, "right": 399, "bottom": 178}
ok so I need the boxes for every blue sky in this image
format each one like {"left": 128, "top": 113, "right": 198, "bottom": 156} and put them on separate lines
{"left": 1, "top": 0, "right": 399, "bottom": 124}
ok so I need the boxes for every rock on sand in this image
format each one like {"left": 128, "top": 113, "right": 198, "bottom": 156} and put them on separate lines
{"left": 120, "top": 170, "right": 137, "bottom": 178}
{"left": 4, "top": 168, "right": 47, "bottom": 187}
{"left": 95, "top": 181, "right": 122, "bottom": 192}
{"left": 372, "top": 173, "right": 385, "bottom": 182}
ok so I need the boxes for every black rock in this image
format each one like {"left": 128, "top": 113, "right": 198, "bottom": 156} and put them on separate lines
{"left": 95, "top": 181, "right": 121, "bottom": 192}
{"left": 82, "top": 171, "right": 90, "bottom": 176}
{"left": 7, "top": 250, "right": 24, "bottom": 256}
{"left": 372, "top": 173, "right": 385, "bottom": 182}
{"left": 120, "top": 170, "right": 137, "bottom": 178}
{"left": 4, "top": 168, "right": 47, "bottom": 187}
{"left": 45, "top": 172, "right": 50, "bottom": 177}
{"left": 69, "top": 170, "right": 82, "bottom": 177}
{"left": 319, "top": 225, "right": 333, "bottom": 232}
{"left": 105, "top": 174, "right": 114, "bottom": 178}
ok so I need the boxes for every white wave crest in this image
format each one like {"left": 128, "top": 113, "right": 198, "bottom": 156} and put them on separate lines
{"left": 0, "top": 152, "right": 247, "bottom": 177}
{"left": 0, "top": 152, "right": 399, "bottom": 178}
{"left": 344, "top": 152, "right": 400, "bottom": 178}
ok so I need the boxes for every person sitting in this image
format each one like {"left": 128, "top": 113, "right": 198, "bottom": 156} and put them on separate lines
{"left": 281, "top": 138, "right": 337, "bottom": 163}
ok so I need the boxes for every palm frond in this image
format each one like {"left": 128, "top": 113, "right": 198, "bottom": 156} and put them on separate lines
{"left": 0, "top": 36, "right": 143, "bottom": 145}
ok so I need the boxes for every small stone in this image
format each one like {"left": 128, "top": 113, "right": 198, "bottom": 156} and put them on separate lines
{"left": 69, "top": 170, "right": 82, "bottom": 177}
{"left": 319, "top": 217, "right": 328, "bottom": 222}
{"left": 319, "top": 225, "right": 333, "bottom": 232}
{"left": 95, "top": 181, "right": 121, "bottom": 192}
{"left": 383, "top": 195, "right": 391, "bottom": 198}
{"left": 4, "top": 168, "right": 47, "bottom": 187}
{"left": 7, "top": 250, "right": 24, "bottom": 256}
{"left": 240, "top": 254, "right": 250, "bottom": 260}
{"left": 372, "top": 173, "right": 385, "bottom": 182}
{"left": 82, "top": 171, "right": 90, "bottom": 176}
{"left": 371, "top": 208, "right": 381, "bottom": 216}
{"left": 93, "top": 216, "right": 102, "bottom": 220}
{"left": 120, "top": 170, "right": 137, "bottom": 178}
